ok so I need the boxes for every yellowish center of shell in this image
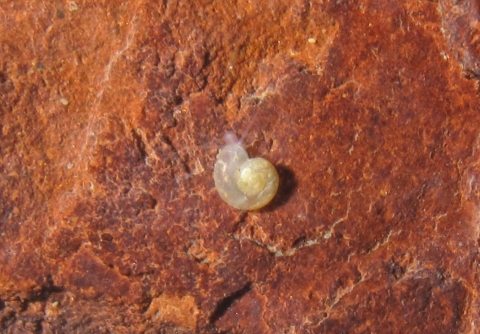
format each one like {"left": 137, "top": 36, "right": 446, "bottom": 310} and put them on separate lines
{"left": 237, "top": 164, "right": 267, "bottom": 196}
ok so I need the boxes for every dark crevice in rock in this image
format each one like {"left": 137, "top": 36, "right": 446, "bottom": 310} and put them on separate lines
{"left": 209, "top": 282, "right": 252, "bottom": 324}
{"left": 25, "top": 276, "right": 63, "bottom": 304}
{"left": 231, "top": 212, "right": 248, "bottom": 233}
{"left": 161, "top": 135, "right": 192, "bottom": 174}
{"left": 131, "top": 129, "right": 147, "bottom": 162}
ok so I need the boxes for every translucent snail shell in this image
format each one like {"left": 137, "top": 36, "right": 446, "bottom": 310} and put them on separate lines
{"left": 214, "top": 132, "right": 279, "bottom": 210}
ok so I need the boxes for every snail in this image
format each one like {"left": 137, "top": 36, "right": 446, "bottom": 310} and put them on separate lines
{"left": 214, "top": 129, "right": 279, "bottom": 210}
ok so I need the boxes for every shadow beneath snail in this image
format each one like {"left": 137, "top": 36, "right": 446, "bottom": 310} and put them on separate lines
{"left": 260, "top": 165, "right": 297, "bottom": 212}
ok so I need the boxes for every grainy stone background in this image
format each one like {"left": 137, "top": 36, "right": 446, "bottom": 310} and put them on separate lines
{"left": 1, "top": 0, "right": 479, "bottom": 333}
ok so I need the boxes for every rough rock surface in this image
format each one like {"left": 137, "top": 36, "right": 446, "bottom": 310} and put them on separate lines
{"left": 1, "top": 0, "right": 479, "bottom": 333}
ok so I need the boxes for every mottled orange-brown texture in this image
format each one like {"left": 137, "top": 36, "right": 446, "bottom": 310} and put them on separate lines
{"left": 0, "top": 0, "right": 479, "bottom": 333}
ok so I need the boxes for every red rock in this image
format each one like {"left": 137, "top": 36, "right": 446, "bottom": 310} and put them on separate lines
{"left": 0, "top": 0, "right": 479, "bottom": 332}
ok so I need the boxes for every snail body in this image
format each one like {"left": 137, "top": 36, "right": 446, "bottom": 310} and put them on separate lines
{"left": 214, "top": 132, "right": 279, "bottom": 210}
